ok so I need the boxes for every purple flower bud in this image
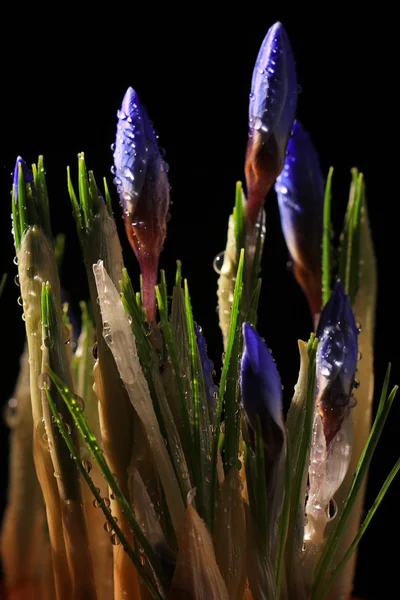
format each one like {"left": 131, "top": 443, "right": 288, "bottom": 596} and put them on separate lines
{"left": 245, "top": 22, "right": 297, "bottom": 226}
{"left": 13, "top": 156, "right": 36, "bottom": 205}
{"left": 240, "top": 322, "right": 284, "bottom": 461}
{"left": 113, "top": 87, "right": 169, "bottom": 322}
{"left": 275, "top": 120, "right": 324, "bottom": 316}
{"left": 315, "top": 281, "right": 358, "bottom": 446}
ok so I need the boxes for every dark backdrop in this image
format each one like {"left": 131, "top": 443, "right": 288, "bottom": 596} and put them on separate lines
{"left": 1, "top": 7, "right": 399, "bottom": 599}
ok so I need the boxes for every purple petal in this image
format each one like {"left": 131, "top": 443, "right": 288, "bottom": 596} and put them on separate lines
{"left": 13, "top": 156, "right": 35, "bottom": 205}
{"left": 240, "top": 323, "right": 284, "bottom": 458}
{"left": 113, "top": 87, "right": 170, "bottom": 322}
{"left": 245, "top": 22, "right": 297, "bottom": 225}
{"left": 275, "top": 121, "right": 324, "bottom": 315}
{"left": 315, "top": 281, "right": 358, "bottom": 445}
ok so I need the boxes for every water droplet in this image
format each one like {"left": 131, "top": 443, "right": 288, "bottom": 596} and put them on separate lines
{"left": 110, "top": 533, "right": 121, "bottom": 546}
{"left": 213, "top": 251, "right": 225, "bottom": 274}
{"left": 26, "top": 266, "right": 37, "bottom": 279}
{"left": 357, "top": 351, "right": 362, "bottom": 360}
{"left": 104, "top": 521, "right": 113, "bottom": 532}
{"left": 93, "top": 498, "right": 101, "bottom": 508}
{"left": 348, "top": 397, "right": 357, "bottom": 409}
{"left": 72, "top": 394, "right": 85, "bottom": 411}
{"left": 103, "top": 497, "right": 111, "bottom": 508}
{"left": 4, "top": 397, "right": 19, "bottom": 428}
{"left": 82, "top": 459, "right": 92, "bottom": 473}
{"left": 186, "top": 488, "right": 197, "bottom": 506}
{"left": 13, "top": 256, "right": 18, "bottom": 265}
{"left": 325, "top": 498, "right": 338, "bottom": 521}
{"left": 14, "top": 274, "right": 20, "bottom": 287}
{"left": 92, "top": 342, "right": 98, "bottom": 360}
{"left": 104, "top": 331, "right": 113, "bottom": 345}
{"left": 44, "top": 336, "right": 54, "bottom": 349}
{"left": 17, "top": 296, "right": 23, "bottom": 306}
{"left": 37, "top": 373, "right": 51, "bottom": 390}
{"left": 253, "top": 116, "right": 263, "bottom": 131}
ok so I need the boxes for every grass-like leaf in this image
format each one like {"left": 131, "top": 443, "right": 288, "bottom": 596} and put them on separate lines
{"left": 223, "top": 303, "right": 243, "bottom": 473}
{"left": 103, "top": 177, "right": 113, "bottom": 217}
{"left": 322, "top": 167, "right": 334, "bottom": 307}
{"left": 184, "top": 279, "right": 208, "bottom": 519}
{"left": 338, "top": 168, "right": 363, "bottom": 303}
{"left": 155, "top": 284, "right": 195, "bottom": 480}
{"left": 46, "top": 367, "right": 170, "bottom": 594}
{"left": 32, "top": 156, "right": 52, "bottom": 241}
{"left": 255, "top": 418, "right": 268, "bottom": 555}
{"left": 0, "top": 274, "right": 7, "bottom": 298}
{"left": 285, "top": 335, "right": 317, "bottom": 577}
{"left": 210, "top": 248, "right": 245, "bottom": 529}
{"left": 250, "top": 209, "right": 266, "bottom": 299}
{"left": 234, "top": 181, "right": 245, "bottom": 258}
{"left": 311, "top": 368, "right": 398, "bottom": 599}
{"left": 320, "top": 455, "right": 400, "bottom": 598}
{"left": 43, "top": 384, "right": 164, "bottom": 600}
{"left": 275, "top": 435, "right": 292, "bottom": 595}
{"left": 247, "top": 277, "right": 262, "bottom": 328}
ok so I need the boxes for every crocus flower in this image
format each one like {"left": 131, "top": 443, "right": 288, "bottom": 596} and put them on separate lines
{"left": 245, "top": 22, "right": 297, "bottom": 226}
{"left": 315, "top": 281, "right": 358, "bottom": 446}
{"left": 275, "top": 120, "right": 324, "bottom": 317}
{"left": 240, "top": 322, "right": 284, "bottom": 461}
{"left": 113, "top": 87, "right": 169, "bottom": 323}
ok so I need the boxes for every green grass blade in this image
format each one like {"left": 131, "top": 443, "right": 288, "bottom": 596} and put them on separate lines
{"left": 322, "top": 167, "right": 333, "bottom": 306}
{"left": 320, "top": 455, "right": 400, "bottom": 599}
{"left": 43, "top": 384, "right": 163, "bottom": 600}
{"left": 234, "top": 181, "right": 245, "bottom": 258}
{"left": 175, "top": 260, "right": 182, "bottom": 287}
{"left": 210, "top": 248, "right": 245, "bottom": 529}
{"left": 184, "top": 279, "right": 206, "bottom": 519}
{"left": 250, "top": 210, "right": 265, "bottom": 298}
{"left": 311, "top": 382, "right": 398, "bottom": 599}
{"left": 67, "top": 165, "right": 83, "bottom": 233}
{"left": 54, "top": 233, "right": 66, "bottom": 268}
{"left": 155, "top": 285, "right": 194, "bottom": 476}
{"left": 223, "top": 309, "right": 243, "bottom": 472}
{"left": 32, "top": 157, "right": 52, "bottom": 241}
{"left": 103, "top": 177, "right": 113, "bottom": 217}
{"left": 78, "top": 152, "right": 91, "bottom": 226}
{"left": 0, "top": 274, "right": 7, "bottom": 298}
{"left": 160, "top": 270, "right": 168, "bottom": 316}
{"left": 247, "top": 277, "right": 262, "bottom": 327}
{"left": 255, "top": 418, "right": 268, "bottom": 555}
{"left": 17, "top": 162, "right": 32, "bottom": 237}
{"left": 88, "top": 170, "right": 101, "bottom": 216}
{"left": 46, "top": 368, "right": 169, "bottom": 593}
{"left": 275, "top": 435, "right": 292, "bottom": 596}
{"left": 11, "top": 186, "right": 21, "bottom": 249}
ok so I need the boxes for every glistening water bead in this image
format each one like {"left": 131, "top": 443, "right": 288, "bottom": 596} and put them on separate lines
{"left": 213, "top": 252, "right": 225, "bottom": 274}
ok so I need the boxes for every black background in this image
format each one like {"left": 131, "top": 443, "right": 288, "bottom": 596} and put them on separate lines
{"left": 1, "top": 6, "right": 399, "bottom": 599}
